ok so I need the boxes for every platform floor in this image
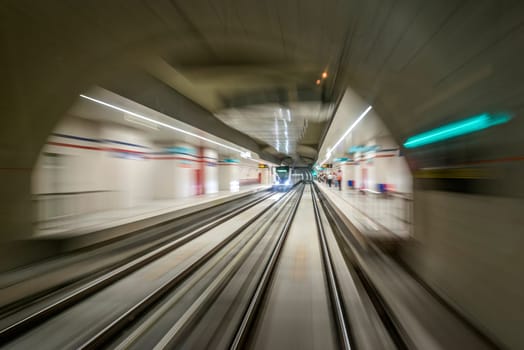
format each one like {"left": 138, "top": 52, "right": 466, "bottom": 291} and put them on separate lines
{"left": 35, "top": 185, "right": 271, "bottom": 239}
{"left": 316, "top": 182, "right": 411, "bottom": 239}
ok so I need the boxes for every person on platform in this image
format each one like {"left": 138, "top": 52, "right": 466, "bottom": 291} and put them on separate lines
{"left": 327, "top": 172, "right": 333, "bottom": 187}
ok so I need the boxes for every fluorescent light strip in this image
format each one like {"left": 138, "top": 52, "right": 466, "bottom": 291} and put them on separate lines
{"left": 80, "top": 94, "right": 245, "bottom": 155}
{"left": 330, "top": 105, "right": 372, "bottom": 153}
{"left": 319, "top": 105, "right": 372, "bottom": 165}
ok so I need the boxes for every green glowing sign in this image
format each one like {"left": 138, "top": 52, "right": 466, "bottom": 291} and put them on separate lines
{"left": 403, "top": 113, "right": 511, "bottom": 148}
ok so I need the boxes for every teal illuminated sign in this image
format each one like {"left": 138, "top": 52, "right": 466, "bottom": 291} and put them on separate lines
{"left": 349, "top": 145, "right": 379, "bottom": 153}
{"left": 334, "top": 157, "right": 349, "bottom": 163}
{"left": 403, "top": 113, "right": 511, "bottom": 149}
{"left": 166, "top": 146, "right": 197, "bottom": 155}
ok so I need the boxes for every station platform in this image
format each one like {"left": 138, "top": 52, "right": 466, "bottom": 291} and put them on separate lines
{"left": 35, "top": 184, "right": 271, "bottom": 247}
{"left": 316, "top": 182, "right": 411, "bottom": 244}
{"left": 0, "top": 185, "right": 270, "bottom": 272}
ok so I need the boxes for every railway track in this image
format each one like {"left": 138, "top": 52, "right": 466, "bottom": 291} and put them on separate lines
{"left": 0, "top": 189, "right": 282, "bottom": 348}
{"left": 1, "top": 182, "right": 497, "bottom": 350}
{"left": 0, "top": 191, "right": 274, "bottom": 315}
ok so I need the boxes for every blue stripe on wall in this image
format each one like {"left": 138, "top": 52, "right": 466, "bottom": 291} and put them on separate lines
{"left": 52, "top": 133, "right": 221, "bottom": 158}
{"left": 52, "top": 133, "right": 101, "bottom": 143}
{"left": 52, "top": 133, "right": 149, "bottom": 149}
{"left": 101, "top": 139, "right": 149, "bottom": 149}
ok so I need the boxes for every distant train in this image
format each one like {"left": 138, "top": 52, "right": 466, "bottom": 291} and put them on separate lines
{"left": 272, "top": 166, "right": 293, "bottom": 191}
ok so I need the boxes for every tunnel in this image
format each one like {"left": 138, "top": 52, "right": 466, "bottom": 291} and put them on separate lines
{"left": 1, "top": 1, "right": 523, "bottom": 349}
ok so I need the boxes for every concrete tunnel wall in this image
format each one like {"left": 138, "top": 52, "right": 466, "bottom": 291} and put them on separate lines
{"left": 328, "top": 81, "right": 524, "bottom": 347}
{"left": 330, "top": 87, "right": 524, "bottom": 348}
{"left": 350, "top": 80, "right": 524, "bottom": 349}
{"left": 326, "top": 3, "right": 524, "bottom": 348}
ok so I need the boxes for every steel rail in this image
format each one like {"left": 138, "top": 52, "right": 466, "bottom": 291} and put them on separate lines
{"left": 0, "top": 191, "right": 275, "bottom": 345}
{"left": 229, "top": 184, "right": 305, "bottom": 349}
{"left": 76, "top": 190, "right": 292, "bottom": 350}
{"left": 312, "top": 183, "right": 409, "bottom": 350}
{"left": 311, "top": 185, "right": 352, "bottom": 350}
{"left": 150, "top": 185, "right": 304, "bottom": 349}
{"left": 0, "top": 191, "right": 273, "bottom": 318}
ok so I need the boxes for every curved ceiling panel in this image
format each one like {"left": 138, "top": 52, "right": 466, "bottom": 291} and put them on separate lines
{"left": 215, "top": 102, "right": 330, "bottom": 164}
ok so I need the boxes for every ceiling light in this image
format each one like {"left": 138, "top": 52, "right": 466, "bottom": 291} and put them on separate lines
{"left": 330, "top": 105, "right": 372, "bottom": 153}
{"left": 318, "top": 105, "right": 372, "bottom": 165}
{"left": 322, "top": 72, "right": 328, "bottom": 79}
{"left": 316, "top": 79, "right": 321, "bottom": 85}
{"left": 80, "top": 94, "right": 249, "bottom": 156}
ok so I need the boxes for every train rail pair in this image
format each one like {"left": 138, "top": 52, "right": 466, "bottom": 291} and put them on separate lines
{"left": 1, "top": 185, "right": 304, "bottom": 349}
{"left": 1, "top": 182, "right": 497, "bottom": 349}
{"left": 0, "top": 190, "right": 275, "bottom": 346}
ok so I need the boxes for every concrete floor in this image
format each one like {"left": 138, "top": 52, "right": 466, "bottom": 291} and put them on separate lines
{"left": 250, "top": 186, "right": 338, "bottom": 350}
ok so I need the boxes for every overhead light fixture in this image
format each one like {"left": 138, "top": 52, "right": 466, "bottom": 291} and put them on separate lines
{"left": 322, "top": 72, "right": 328, "bottom": 79}
{"left": 240, "top": 151, "right": 252, "bottom": 159}
{"left": 80, "top": 94, "right": 250, "bottom": 156}
{"left": 317, "top": 105, "right": 372, "bottom": 165}
{"left": 330, "top": 105, "right": 373, "bottom": 153}
{"left": 403, "top": 113, "right": 511, "bottom": 148}
{"left": 316, "top": 79, "right": 321, "bottom": 85}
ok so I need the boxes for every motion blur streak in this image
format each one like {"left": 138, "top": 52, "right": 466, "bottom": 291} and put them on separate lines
{"left": 0, "top": 1, "right": 523, "bottom": 349}
{"left": 404, "top": 113, "right": 512, "bottom": 148}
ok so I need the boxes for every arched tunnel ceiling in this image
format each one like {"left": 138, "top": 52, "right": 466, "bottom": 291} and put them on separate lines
{"left": 2, "top": 0, "right": 524, "bottom": 170}
{"left": 126, "top": 0, "right": 354, "bottom": 166}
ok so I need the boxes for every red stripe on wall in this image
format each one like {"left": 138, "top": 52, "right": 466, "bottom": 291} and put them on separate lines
{"left": 46, "top": 142, "right": 217, "bottom": 163}
{"left": 149, "top": 156, "right": 216, "bottom": 164}
{"left": 105, "top": 147, "right": 147, "bottom": 155}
